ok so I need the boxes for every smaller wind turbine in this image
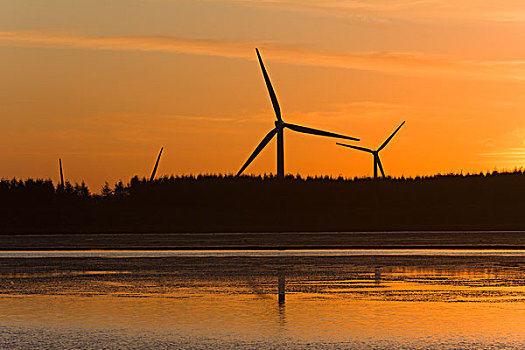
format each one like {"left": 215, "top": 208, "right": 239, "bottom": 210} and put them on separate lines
{"left": 336, "top": 121, "right": 405, "bottom": 178}
{"left": 150, "top": 147, "right": 163, "bottom": 181}
{"left": 58, "top": 158, "right": 65, "bottom": 188}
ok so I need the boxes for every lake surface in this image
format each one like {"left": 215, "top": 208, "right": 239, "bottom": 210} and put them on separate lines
{"left": 1, "top": 250, "right": 525, "bottom": 349}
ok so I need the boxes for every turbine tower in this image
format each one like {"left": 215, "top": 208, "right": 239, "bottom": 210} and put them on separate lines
{"left": 337, "top": 121, "right": 405, "bottom": 178}
{"left": 150, "top": 147, "right": 163, "bottom": 182}
{"left": 237, "top": 48, "right": 360, "bottom": 178}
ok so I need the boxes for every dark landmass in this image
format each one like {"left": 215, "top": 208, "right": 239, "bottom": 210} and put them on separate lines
{"left": 1, "top": 172, "right": 525, "bottom": 245}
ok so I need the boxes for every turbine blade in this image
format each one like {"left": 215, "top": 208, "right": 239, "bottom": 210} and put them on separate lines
{"left": 377, "top": 156, "right": 386, "bottom": 177}
{"left": 255, "top": 48, "right": 282, "bottom": 121}
{"left": 378, "top": 121, "right": 405, "bottom": 152}
{"left": 59, "top": 158, "right": 64, "bottom": 187}
{"left": 336, "top": 143, "right": 374, "bottom": 153}
{"left": 285, "top": 123, "right": 360, "bottom": 141}
{"left": 150, "top": 147, "right": 163, "bottom": 182}
{"left": 236, "top": 128, "right": 278, "bottom": 176}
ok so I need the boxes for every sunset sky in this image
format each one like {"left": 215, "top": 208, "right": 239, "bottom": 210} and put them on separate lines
{"left": 3, "top": 0, "right": 525, "bottom": 190}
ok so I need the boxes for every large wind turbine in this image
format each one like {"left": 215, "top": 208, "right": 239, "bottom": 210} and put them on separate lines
{"left": 236, "top": 48, "right": 360, "bottom": 178}
{"left": 150, "top": 147, "right": 163, "bottom": 181}
{"left": 336, "top": 121, "right": 405, "bottom": 178}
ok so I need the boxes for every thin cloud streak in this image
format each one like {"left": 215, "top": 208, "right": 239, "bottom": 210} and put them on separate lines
{"left": 2, "top": 30, "right": 525, "bottom": 82}
{"left": 167, "top": 0, "right": 525, "bottom": 24}
{"left": 0, "top": 31, "right": 253, "bottom": 59}
{"left": 479, "top": 149, "right": 525, "bottom": 158}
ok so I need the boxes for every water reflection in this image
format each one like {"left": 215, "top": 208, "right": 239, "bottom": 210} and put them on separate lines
{"left": 374, "top": 266, "right": 382, "bottom": 285}
{"left": 278, "top": 273, "right": 286, "bottom": 306}
{"left": 277, "top": 272, "right": 286, "bottom": 328}
{"left": 1, "top": 254, "right": 525, "bottom": 349}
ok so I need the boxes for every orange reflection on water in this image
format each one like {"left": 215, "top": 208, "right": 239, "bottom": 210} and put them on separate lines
{"left": 1, "top": 255, "right": 525, "bottom": 348}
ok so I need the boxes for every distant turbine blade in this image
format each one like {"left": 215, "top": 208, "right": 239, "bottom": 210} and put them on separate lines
{"left": 150, "top": 147, "right": 163, "bottom": 182}
{"left": 377, "top": 156, "right": 386, "bottom": 177}
{"left": 255, "top": 48, "right": 282, "bottom": 121}
{"left": 59, "top": 158, "right": 64, "bottom": 187}
{"left": 237, "top": 128, "right": 278, "bottom": 176}
{"left": 285, "top": 123, "right": 360, "bottom": 141}
{"left": 378, "top": 121, "right": 405, "bottom": 152}
{"left": 336, "top": 143, "right": 374, "bottom": 153}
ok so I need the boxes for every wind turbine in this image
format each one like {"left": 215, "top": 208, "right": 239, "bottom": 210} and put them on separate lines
{"left": 336, "top": 121, "right": 405, "bottom": 179}
{"left": 150, "top": 147, "right": 163, "bottom": 181}
{"left": 236, "top": 48, "right": 360, "bottom": 178}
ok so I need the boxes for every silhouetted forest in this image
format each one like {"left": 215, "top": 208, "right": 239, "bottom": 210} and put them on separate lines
{"left": 2, "top": 171, "right": 525, "bottom": 233}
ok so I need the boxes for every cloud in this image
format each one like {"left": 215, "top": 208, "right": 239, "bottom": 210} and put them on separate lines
{"left": 161, "top": 0, "right": 525, "bottom": 24}
{"left": 478, "top": 149, "right": 525, "bottom": 158}
{"left": 2, "top": 30, "right": 525, "bottom": 82}
{"left": 0, "top": 31, "right": 253, "bottom": 59}
{"left": 478, "top": 127, "right": 525, "bottom": 159}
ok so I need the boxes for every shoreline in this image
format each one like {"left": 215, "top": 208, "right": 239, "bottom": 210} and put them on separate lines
{"left": 2, "top": 246, "right": 525, "bottom": 251}
{"left": 2, "top": 231, "right": 525, "bottom": 251}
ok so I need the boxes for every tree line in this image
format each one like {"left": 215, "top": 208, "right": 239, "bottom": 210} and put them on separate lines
{"left": 1, "top": 170, "right": 525, "bottom": 233}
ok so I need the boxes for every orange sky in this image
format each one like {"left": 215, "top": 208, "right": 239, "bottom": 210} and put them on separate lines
{"left": 2, "top": 0, "right": 525, "bottom": 191}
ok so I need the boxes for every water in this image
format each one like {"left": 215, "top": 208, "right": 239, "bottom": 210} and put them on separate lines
{"left": 1, "top": 251, "right": 525, "bottom": 349}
